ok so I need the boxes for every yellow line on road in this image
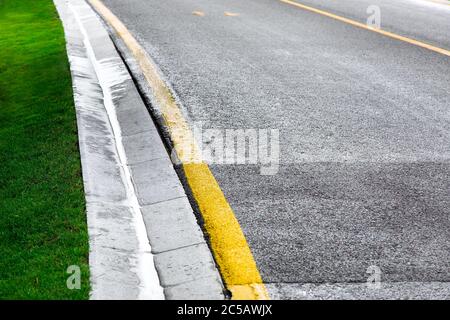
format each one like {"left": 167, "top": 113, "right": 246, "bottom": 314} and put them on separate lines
{"left": 280, "top": 0, "right": 450, "bottom": 57}
{"left": 88, "top": 0, "right": 269, "bottom": 300}
{"left": 424, "top": 0, "right": 450, "bottom": 6}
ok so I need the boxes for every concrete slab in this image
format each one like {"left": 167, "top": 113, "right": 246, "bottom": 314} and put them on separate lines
{"left": 154, "top": 243, "right": 221, "bottom": 287}
{"left": 130, "top": 158, "right": 187, "bottom": 205}
{"left": 115, "top": 99, "right": 156, "bottom": 136}
{"left": 122, "top": 131, "right": 168, "bottom": 165}
{"left": 165, "top": 276, "right": 226, "bottom": 300}
{"left": 141, "top": 197, "right": 205, "bottom": 253}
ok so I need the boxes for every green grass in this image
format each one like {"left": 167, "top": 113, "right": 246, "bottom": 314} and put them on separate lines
{"left": 0, "top": 0, "right": 89, "bottom": 299}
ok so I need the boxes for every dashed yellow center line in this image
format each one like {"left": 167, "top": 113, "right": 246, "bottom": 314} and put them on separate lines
{"left": 280, "top": 0, "right": 450, "bottom": 57}
{"left": 88, "top": 0, "right": 269, "bottom": 300}
{"left": 224, "top": 11, "right": 240, "bottom": 17}
{"left": 192, "top": 10, "right": 205, "bottom": 17}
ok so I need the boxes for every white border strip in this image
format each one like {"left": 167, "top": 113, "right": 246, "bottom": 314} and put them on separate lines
{"left": 69, "top": 1, "right": 164, "bottom": 299}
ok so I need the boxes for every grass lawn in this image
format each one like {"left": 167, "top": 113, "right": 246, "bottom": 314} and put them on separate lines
{"left": 0, "top": 0, "right": 89, "bottom": 299}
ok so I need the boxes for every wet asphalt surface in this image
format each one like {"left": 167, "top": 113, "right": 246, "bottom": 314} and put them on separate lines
{"left": 101, "top": 0, "right": 450, "bottom": 298}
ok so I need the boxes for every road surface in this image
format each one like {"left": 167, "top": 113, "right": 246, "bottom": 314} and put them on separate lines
{"left": 100, "top": 0, "right": 450, "bottom": 298}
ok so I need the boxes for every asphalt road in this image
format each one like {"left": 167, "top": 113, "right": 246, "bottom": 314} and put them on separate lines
{"left": 101, "top": 0, "right": 450, "bottom": 298}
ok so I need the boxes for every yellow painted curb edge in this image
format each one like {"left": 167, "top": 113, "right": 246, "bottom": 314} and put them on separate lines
{"left": 88, "top": 0, "right": 269, "bottom": 300}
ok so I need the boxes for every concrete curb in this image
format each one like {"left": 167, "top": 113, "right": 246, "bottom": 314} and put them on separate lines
{"left": 54, "top": 0, "right": 224, "bottom": 299}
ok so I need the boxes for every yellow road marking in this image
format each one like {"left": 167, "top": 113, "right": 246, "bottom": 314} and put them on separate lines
{"left": 192, "top": 11, "right": 205, "bottom": 17}
{"left": 424, "top": 0, "right": 450, "bottom": 6}
{"left": 224, "top": 11, "right": 240, "bottom": 17}
{"left": 280, "top": 0, "right": 450, "bottom": 57}
{"left": 88, "top": 0, "right": 269, "bottom": 300}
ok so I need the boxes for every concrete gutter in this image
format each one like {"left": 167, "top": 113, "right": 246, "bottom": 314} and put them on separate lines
{"left": 54, "top": 0, "right": 224, "bottom": 299}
